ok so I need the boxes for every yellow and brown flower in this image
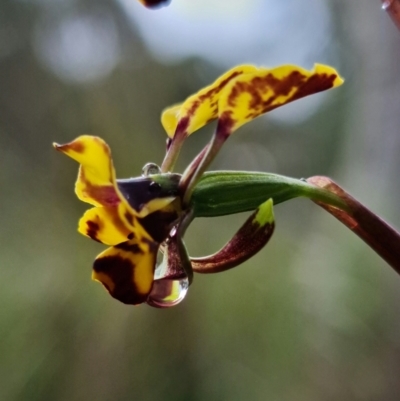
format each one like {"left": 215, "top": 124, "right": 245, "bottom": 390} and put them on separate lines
{"left": 161, "top": 64, "right": 343, "bottom": 173}
{"left": 54, "top": 135, "right": 180, "bottom": 304}
{"left": 54, "top": 63, "right": 344, "bottom": 307}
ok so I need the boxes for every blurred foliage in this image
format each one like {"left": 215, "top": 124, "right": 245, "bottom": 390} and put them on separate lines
{"left": 1, "top": 1, "right": 400, "bottom": 400}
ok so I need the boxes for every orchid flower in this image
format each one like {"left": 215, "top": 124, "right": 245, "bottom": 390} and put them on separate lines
{"left": 55, "top": 62, "right": 400, "bottom": 308}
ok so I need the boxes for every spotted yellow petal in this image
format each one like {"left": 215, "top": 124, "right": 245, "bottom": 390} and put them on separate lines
{"left": 92, "top": 238, "right": 158, "bottom": 305}
{"left": 217, "top": 63, "right": 344, "bottom": 133}
{"left": 54, "top": 135, "right": 120, "bottom": 207}
{"left": 161, "top": 104, "right": 181, "bottom": 138}
{"left": 78, "top": 206, "right": 132, "bottom": 246}
{"left": 161, "top": 65, "right": 258, "bottom": 138}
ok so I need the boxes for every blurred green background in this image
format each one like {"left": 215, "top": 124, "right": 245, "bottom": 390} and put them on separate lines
{"left": 1, "top": 1, "right": 400, "bottom": 400}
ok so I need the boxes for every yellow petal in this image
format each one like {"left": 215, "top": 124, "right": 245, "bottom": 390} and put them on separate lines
{"left": 161, "top": 104, "right": 182, "bottom": 138}
{"left": 161, "top": 65, "right": 258, "bottom": 138}
{"left": 54, "top": 135, "right": 120, "bottom": 207}
{"left": 218, "top": 63, "right": 344, "bottom": 133}
{"left": 92, "top": 238, "right": 158, "bottom": 305}
{"left": 78, "top": 206, "right": 132, "bottom": 246}
{"left": 116, "top": 201, "right": 153, "bottom": 240}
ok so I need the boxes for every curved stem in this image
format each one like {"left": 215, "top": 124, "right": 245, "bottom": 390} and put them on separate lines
{"left": 180, "top": 131, "right": 228, "bottom": 206}
{"left": 160, "top": 130, "right": 187, "bottom": 173}
{"left": 298, "top": 181, "right": 350, "bottom": 211}
{"left": 307, "top": 176, "right": 400, "bottom": 273}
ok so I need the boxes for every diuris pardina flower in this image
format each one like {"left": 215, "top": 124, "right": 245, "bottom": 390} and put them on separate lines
{"left": 54, "top": 63, "right": 343, "bottom": 307}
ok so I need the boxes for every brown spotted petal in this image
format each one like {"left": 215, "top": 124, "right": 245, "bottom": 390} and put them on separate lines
{"left": 53, "top": 135, "right": 121, "bottom": 207}
{"left": 161, "top": 65, "right": 258, "bottom": 138}
{"left": 78, "top": 206, "right": 132, "bottom": 246}
{"left": 92, "top": 238, "right": 159, "bottom": 305}
{"left": 54, "top": 135, "right": 161, "bottom": 246}
{"left": 217, "top": 63, "right": 344, "bottom": 134}
{"left": 160, "top": 64, "right": 342, "bottom": 172}
{"left": 191, "top": 199, "right": 274, "bottom": 273}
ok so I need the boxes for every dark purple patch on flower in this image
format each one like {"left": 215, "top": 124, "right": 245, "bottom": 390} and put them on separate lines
{"left": 93, "top": 256, "right": 149, "bottom": 305}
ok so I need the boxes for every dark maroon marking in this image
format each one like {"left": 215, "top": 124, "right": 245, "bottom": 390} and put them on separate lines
{"left": 115, "top": 241, "right": 144, "bottom": 254}
{"left": 127, "top": 233, "right": 135, "bottom": 240}
{"left": 139, "top": 210, "right": 180, "bottom": 243}
{"left": 117, "top": 175, "right": 180, "bottom": 213}
{"left": 93, "top": 256, "right": 152, "bottom": 305}
{"left": 124, "top": 211, "right": 134, "bottom": 226}
{"left": 226, "top": 71, "right": 337, "bottom": 122}
{"left": 86, "top": 220, "right": 100, "bottom": 242}
{"left": 175, "top": 117, "right": 190, "bottom": 136}
{"left": 87, "top": 185, "right": 120, "bottom": 206}
{"left": 291, "top": 73, "right": 336, "bottom": 100}
{"left": 141, "top": 237, "right": 159, "bottom": 254}
{"left": 187, "top": 70, "right": 245, "bottom": 118}
{"left": 186, "top": 100, "right": 201, "bottom": 118}
{"left": 79, "top": 170, "right": 120, "bottom": 206}
{"left": 217, "top": 112, "right": 235, "bottom": 136}
{"left": 265, "top": 71, "right": 305, "bottom": 97}
{"left": 227, "top": 71, "right": 306, "bottom": 110}
{"left": 68, "top": 141, "right": 85, "bottom": 153}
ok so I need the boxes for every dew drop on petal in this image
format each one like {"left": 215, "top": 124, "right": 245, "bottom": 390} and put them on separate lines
{"left": 148, "top": 228, "right": 190, "bottom": 308}
{"left": 142, "top": 163, "right": 161, "bottom": 176}
{"left": 147, "top": 277, "right": 189, "bottom": 308}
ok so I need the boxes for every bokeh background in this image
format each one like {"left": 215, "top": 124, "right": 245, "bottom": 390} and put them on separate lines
{"left": 2, "top": 1, "right": 400, "bottom": 400}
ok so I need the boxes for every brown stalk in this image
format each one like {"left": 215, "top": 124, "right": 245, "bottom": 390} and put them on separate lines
{"left": 307, "top": 176, "right": 400, "bottom": 273}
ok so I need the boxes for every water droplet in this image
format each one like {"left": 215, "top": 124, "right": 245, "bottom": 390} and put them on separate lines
{"left": 142, "top": 163, "right": 161, "bottom": 176}
{"left": 147, "top": 277, "right": 189, "bottom": 308}
{"left": 169, "top": 225, "right": 177, "bottom": 238}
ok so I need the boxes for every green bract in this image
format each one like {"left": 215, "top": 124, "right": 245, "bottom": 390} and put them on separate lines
{"left": 192, "top": 171, "right": 348, "bottom": 218}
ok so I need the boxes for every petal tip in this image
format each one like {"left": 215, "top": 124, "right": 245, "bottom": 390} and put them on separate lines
{"left": 254, "top": 198, "right": 275, "bottom": 227}
{"left": 52, "top": 137, "right": 88, "bottom": 155}
{"left": 53, "top": 142, "right": 64, "bottom": 152}
{"left": 313, "top": 63, "right": 344, "bottom": 87}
